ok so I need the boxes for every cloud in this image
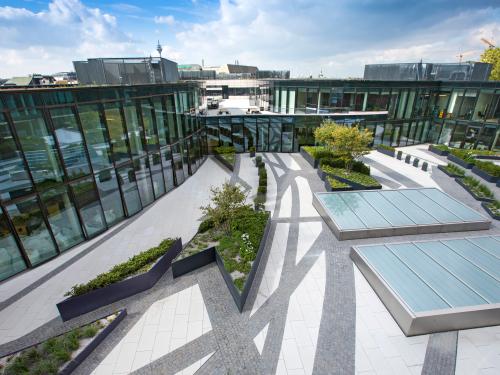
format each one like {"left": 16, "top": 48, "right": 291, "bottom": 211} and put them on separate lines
{"left": 154, "top": 15, "right": 175, "bottom": 26}
{"left": 0, "top": 0, "right": 138, "bottom": 77}
{"left": 109, "top": 3, "right": 143, "bottom": 13}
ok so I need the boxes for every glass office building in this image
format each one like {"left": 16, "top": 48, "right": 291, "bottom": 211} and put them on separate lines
{"left": 0, "top": 83, "right": 205, "bottom": 281}
{"left": 0, "top": 78, "right": 499, "bottom": 280}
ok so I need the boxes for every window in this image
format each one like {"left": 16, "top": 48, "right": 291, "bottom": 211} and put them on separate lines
{"left": 41, "top": 185, "right": 84, "bottom": 251}
{"left": 5, "top": 197, "right": 58, "bottom": 266}
{"left": 0, "top": 208, "right": 26, "bottom": 281}
{"left": 70, "top": 177, "right": 106, "bottom": 238}
{"left": 149, "top": 152, "right": 166, "bottom": 198}
{"left": 134, "top": 157, "right": 154, "bottom": 206}
{"left": 153, "top": 97, "right": 169, "bottom": 146}
{"left": 117, "top": 163, "right": 142, "bottom": 215}
{"left": 123, "top": 101, "right": 145, "bottom": 157}
{"left": 140, "top": 99, "right": 159, "bottom": 151}
{"left": 171, "top": 143, "right": 185, "bottom": 185}
{"left": 160, "top": 146, "right": 175, "bottom": 192}
{"left": 95, "top": 168, "right": 125, "bottom": 226}
{"left": 103, "top": 102, "right": 130, "bottom": 165}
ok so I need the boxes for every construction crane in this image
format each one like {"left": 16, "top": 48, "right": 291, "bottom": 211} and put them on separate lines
{"left": 480, "top": 38, "right": 496, "bottom": 49}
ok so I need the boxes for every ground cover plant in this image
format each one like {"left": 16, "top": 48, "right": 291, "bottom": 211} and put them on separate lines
{"left": 321, "top": 166, "right": 381, "bottom": 187}
{"left": 443, "top": 163, "right": 466, "bottom": 177}
{"left": 485, "top": 200, "right": 500, "bottom": 217}
{"left": 319, "top": 157, "right": 370, "bottom": 175}
{"left": 326, "top": 176, "right": 351, "bottom": 189}
{"left": 377, "top": 144, "right": 395, "bottom": 152}
{"left": 254, "top": 164, "right": 267, "bottom": 210}
{"left": 214, "top": 146, "right": 236, "bottom": 166}
{"left": 0, "top": 314, "right": 117, "bottom": 375}
{"left": 65, "top": 238, "right": 177, "bottom": 297}
{"left": 473, "top": 160, "right": 500, "bottom": 177}
{"left": 433, "top": 144, "right": 450, "bottom": 152}
{"left": 449, "top": 149, "right": 476, "bottom": 163}
{"left": 301, "top": 146, "right": 336, "bottom": 161}
{"left": 461, "top": 176, "right": 494, "bottom": 200}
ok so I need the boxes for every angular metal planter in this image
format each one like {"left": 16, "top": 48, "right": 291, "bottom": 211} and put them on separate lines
{"left": 330, "top": 174, "right": 382, "bottom": 190}
{"left": 428, "top": 144, "right": 449, "bottom": 156}
{"left": 481, "top": 202, "right": 500, "bottom": 220}
{"left": 376, "top": 147, "right": 395, "bottom": 157}
{"left": 447, "top": 154, "right": 474, "bottom": 169}
{"left": 324, "top": 177, "right": 354, "bottom": 192}
{"left": 300, "top": 147, "right": 319, "bottom": 168}
{"left": 471, "top": 166, "right": 498, "bottom": 183}
{"left": 455, "top": 178, "right": 494, "bottom": 203}
{"left": 214, "top": 152, "right": 234, "bottom": 171}
{"left": 172, "top": 247, "right": 216, "bottom": 278}
{"left": 57, "top": 239, "right": 182, "bottom": 321}
{"left": 437, "top": 164, "right": 463, "bottom": 178}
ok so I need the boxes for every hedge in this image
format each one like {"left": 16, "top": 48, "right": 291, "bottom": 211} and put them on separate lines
{"left": 326, "top": 176, "right": 351, "bottom": 189}
{"left": 461, "top": 176, "right": 494, "bottom": 199}
{"left": 65, "top": 238, "right": 177, "bottom": 297}
{"left": 473, "top": 160, "right": 500, "bottom": 177}
{"left": 443, "top": 163, "right": 465, "bottom": 177}
{"left": 322, "top": 166, "right": 380, "bottom": 187}
{"left": 377, "top": 144, "right": 395, "bottom": 152}
{"left": 319, "top": 157, "right": 370, "bottom": 175}
{"left": 301, "top": 146, "right": 336, "bottom": 161}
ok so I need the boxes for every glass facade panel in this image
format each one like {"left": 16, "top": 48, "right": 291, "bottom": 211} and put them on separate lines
{"left": 149, "top": 152, "right": 166, "bottom": 198}
{"left": 50, "top": 108, "right": 91, "bottom": 180}
{"left": 269, "top": 119, "right": 281, "bottom": 152}
{"left": 41, "top": 185, "right": 84, "bottom": 251}
{"left": 0, "top": 209, "right": 26, "bottom": 281}
{"left": 161, "top": 146, "right": 175, "bottom": 191}
{"left": 95, "top": 168, "right": 125, "bottom": 226}
{"left": 104, "top": 102, "right": 130, "bottom": 165}
{"left": 6, "top": 196, "right": 57, "bottom": 265}
{"left": 257, "top": 118, "right": 269, "bottom": 151}
{"left": 70, "top": 177, "right": 106, "bottom": 238}
{"left": 117, "top": 164, "right": 142, "bottom": 215}
{"left": 79, "top": 104, "right": 113, "bottom": 172}
{"left": 134, "top": 157, "right": 154, "bottom": 206}
{"left": 123, "top": 101, "right": 145, "bottom": 157}
{"left": 11, "top": 108, "right": 65, "bottom": 190}
{"left": 0, "top": 113, "right": 33, "bottom": 201}
{"left": 282, "top": 120, "right": 294, "bottom": 152}
{"left": 232, "top": 118, "right": 244, "bottom": 152}
{"left": 171, "top": 143, "right": 185, "bottom": 185}
{"left": 153, "top": 97, "right": 168, "bottom": 146}
{"left": 140, "top": 99, "right": 159, "bottom": 151}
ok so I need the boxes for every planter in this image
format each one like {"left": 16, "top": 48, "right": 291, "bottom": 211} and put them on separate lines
{"left": 324, "top": 178, "right": 353, "bottom": 192}
{"left": 172, "top": 247, "right": 216, "bottom": 278}
{"left": 215, "top": 215, "right": 272, "bottom": 312}
{"left": 300, "top": 147, "right": 319, "bottom": 168}
{"left": 497, "top": 180, "right": 500, "bottom": 188}
{"left": 455, "top": 178, "right": 494, "bottom": 203}
{"left": 447, "top": 154, "right": 474, "bottom": 169}
{"left": 330, "top": 174, "right": 382, "bottom": 190}
{"left": 471, "top": 166, "right": 499, "bottom": 183}
{"left": 250, "top": 151, "right": 256, "bottom": 157}
{"left": 438, "top": 164, "right": 463, "bottom": 178}
{"left": 396, "top": 151, "right": 403, "bottom": 160}
{"left": 317, "top": 167, "right": 327, "bottom": 181}
{"left": 57, "top": 239, "right": 182, "bottom": 321}
{"left": 376, "top": 146, "right": 395, "bottom": 157}
{"left": 428, "top": 144, "right": 449, "bottom": 156}
{"left": 214, "top": 152, "right": 234, "bottom": 171}
{"left": 475, "top": 155, "right": 500, "bottom": 161}
{"left": 481, "top": 202, "right": 500, "bottom": 220}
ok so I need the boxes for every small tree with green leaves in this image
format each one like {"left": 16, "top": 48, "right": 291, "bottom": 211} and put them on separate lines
{"left": 481, "top": 47, "right": 500, "bottom": 81}
{"left": 330, "top": 125, "right": 373, "bottom": 171}
{"left": 200, "top": 182, "right": 248, "bottom": 234}
{"left": 313, "top": 120, "right": 338, "bottom": 151}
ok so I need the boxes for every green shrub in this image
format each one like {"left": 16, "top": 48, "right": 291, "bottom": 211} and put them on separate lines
{"left": 444, "top": 163, "right": 465, "bottom": 177}
{"left": 462, "top": 176, "right": 494, "bottom": 199}
{"left": 302, "top": 146, "right": 336, "bottom": 160}
{"left": 486, "top": 200, "right": 500, "bottom": 216}
{"left": 326, "top": 176, "right": 351, "bottom": 189}
{"left": 320, "top": 157, "right": 370, "bottom": 175}
{"left": 249, "top": 146, "right": 256, "bottom": 153}
{"left": 255, "top": 155, "right": 262, "bottom": 166}
{"left": 198, "top": 218, "right": 214, "bottom": 233}
{"left": 82, "top": 325, "right": 99, "bottom": 338}
{"left": 450, "top": 148, "right": 475, "bottom": 163}
{"left": 321, "top": 166, "right": 381, "bottom": 187}
{"left": 214, "top": 146, "right": 235, "bottom": 154}
{"left": 377, "top": 144, "right": 395, "bottom": 152}
{"left": 433, "top": 144, "right": 450, "bottom": 152}
{"left": 65, "top": 238, "right": 177, "bottom": 297}
{"left": 257, "top": 186, "right": 267, "bottom": 194}
{"left": 474, "top": 160, "right": 500, "bottom": 177}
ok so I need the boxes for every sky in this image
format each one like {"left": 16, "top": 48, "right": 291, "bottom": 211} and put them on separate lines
{"left": 0, "top": 0, "right": 499, "bottom": 78}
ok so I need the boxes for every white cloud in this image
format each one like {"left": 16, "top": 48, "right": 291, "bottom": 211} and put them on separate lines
{"left": 154, "top": 15, "right": 175, "bottom": 26}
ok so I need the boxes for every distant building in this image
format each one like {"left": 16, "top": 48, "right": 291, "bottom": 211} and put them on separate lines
{"left": 2, "top": 74, "right": 55, "bottom": 87}
{"left": 178, "top": 63, "right": 290, "bottom": 81}
{"left": 363, "top": 62, "right": 492, "bottom": 81}
{"left": 52, "top": 71, "right": 78, "bottom": 84}
{"left": 257, "top": 70, "right": 290, "bottom": 79}
{"left": 73, "top": 57, "right": 179, "bottom": 85}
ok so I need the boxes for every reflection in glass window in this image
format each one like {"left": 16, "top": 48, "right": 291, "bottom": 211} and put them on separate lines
{"left": 281, "top": 121, "right": 293, "bottom": 152}
{"left": 103, "top": 102, "right": 130, "bottom": 165}
{"left": 171, "top": 143, "right": 185, "bottom": 185}
{"left": 165, "top": 95, "right": 178, "bottom": 143}
{"left": 78, "top": 104, "right": 113, "bottom": 172}
{"left": 117, "top": 164, "right": 142, "bottom": 215}
{"left": 123, "top": 101, "right": 145, "bottom": 157}
{"left": 0, "top": 113, "right": 33, "bottom": 201}
{"left": 134, "top": 157, "right": 154, "bottom": 206}
{"left": 0, "top": 209, "right": 26, "bottom": 281}
{"left": 41, "top": 186, "right": 84, "bottom": 251}
{"left": 141, "top": 99, "right": 159, "bottom": 151}
{"left": 153, "top": 98, "right": 168, "bottom": 146}
{"left": 5, "top": 197, "right": 57, "bottom": 266}
{"left": 70, "top": 177, "right": 106, "bottom": 238}
{"left": 257, "top": 118, "right": 269, "bottom": 152}
{"left": 11, "top": 108, "right": 64, "bottom": 190}
{"left": 50, "top": 107, "right": 91, "bottom": 180}
{"left": 94, "top": 169, "right": 125, "bottom": 226}
{"left": 149, "top": 153, "right": 165, "bottom": 198}
{"left": 269, "top": 119, "right": 281, "bottom": 152}
{"left": 161, "top": 146, "right": 175, "bottom": 191}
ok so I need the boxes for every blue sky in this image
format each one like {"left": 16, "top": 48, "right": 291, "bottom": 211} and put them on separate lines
{"left": 0, "top": 0, "right": 499, "bottom": 78}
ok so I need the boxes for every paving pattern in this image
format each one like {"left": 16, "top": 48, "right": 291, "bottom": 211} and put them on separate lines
{"left": 0, "top": 147, "right": 499, "bottom": 375}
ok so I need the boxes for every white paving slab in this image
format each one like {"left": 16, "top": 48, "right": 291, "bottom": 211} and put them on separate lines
{"left": 455, "top": 326, "right": 500, "bottom": 375}
{"left": 295, "top": 176, "right": 319, "bottom": 217}
{"left": 296, "top": 222, "right": 322, "bottom": 265}
{"left": 278, "top": 251, "right": 325, "bottom": 375}
{"left": 254, "top": 323, "right": 270, "bottom": 355}
{"left": 174, "top": 352, "right": 215, "bottom": 375}
{"left": 92, "top": 284, "right": 212, "bottom": 375}
{"left": 277, "top": 153, "right": 301, "bottom": 171}
{"left": 354, "top": 265, "right": 429, "bottom": 375}
{"left": 278, "top": 185, "right": 292, "bottom": 218}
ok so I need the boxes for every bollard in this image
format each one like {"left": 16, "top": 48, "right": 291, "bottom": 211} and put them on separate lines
{"left": 397, "top": 151, "right": 403, "bottom": 160}
{"left": 412, "top": 158, "right": 419, "bottom": 167}
{"left": 405, "top": 155, "right": 411, "bottom": 164}
{"left": 422, "top": 162, "right": 428, "bottom": 171}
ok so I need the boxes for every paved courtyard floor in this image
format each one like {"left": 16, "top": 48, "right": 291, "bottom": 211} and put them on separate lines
{"left": 0, "top": 147, "right": 499, "bottom": 374}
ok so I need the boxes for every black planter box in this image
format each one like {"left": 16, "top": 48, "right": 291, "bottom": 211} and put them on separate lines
{"left": 214, "top": 152, "right": 234, "bottom": 171}
{"left": 317, "top": 167, "right": 327, "bottom": 181}
{"left": 481, "top": 202, "right": 500, "bottom": 220}
{"left": 428, "top": 144, "right": 449, "bottom": 156}
{"left": 60, "top": 309, "right": 127, "bottom": 374}
{"left": 471, "top": 166, "right": 499, "bottom": 183}
{"left": 376, "top": 147, "right": 395, "bottom": 157}
{"left": 438, "top": 164, "right": 463, "bottom": 178}
{"left": 497, "top": 180, "right": 500, "bottom": 188}
{"left": 447, "top": 154, "right": 474, "bottom": 169}
{"left": 250, "top": 151, "right": 256, "bottom": 157}
{"left": 172, "top": 247, "right": 216, "bottom": 278}
{"left": 215, "top": 215, "right": 272, "bottom": 312}
{"left": 330, "top": 174, "right": 382, "bottom": 190}
{"left": 300, "top": 147, "right": 319, "bottom": 168}
{"left": 324, "top": 178, "right": 353, "bottom": 192}
{"left": 57, "top": 239, "right": 182, "bottom": 321}
{"left": 455, "top": 178, "right": 494, "bottom": 203}
{"left": 475, "top": 155, "right": 500, "bottom": 161}
{"left": 1, "top": 309, "right": 126, "bottom": 375}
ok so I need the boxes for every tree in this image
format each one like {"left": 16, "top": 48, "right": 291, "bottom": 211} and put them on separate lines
{"left": 200, "top": 182, "right": 248, "bottom": 234}
{"left": 313, "top": 120, "right": 338, "bottom": 150}
{"left": 480, "top": 47, "right": 500, "bottom": 81}
{"left": 329, "top": 125, "right": 373, "bottom": 171}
